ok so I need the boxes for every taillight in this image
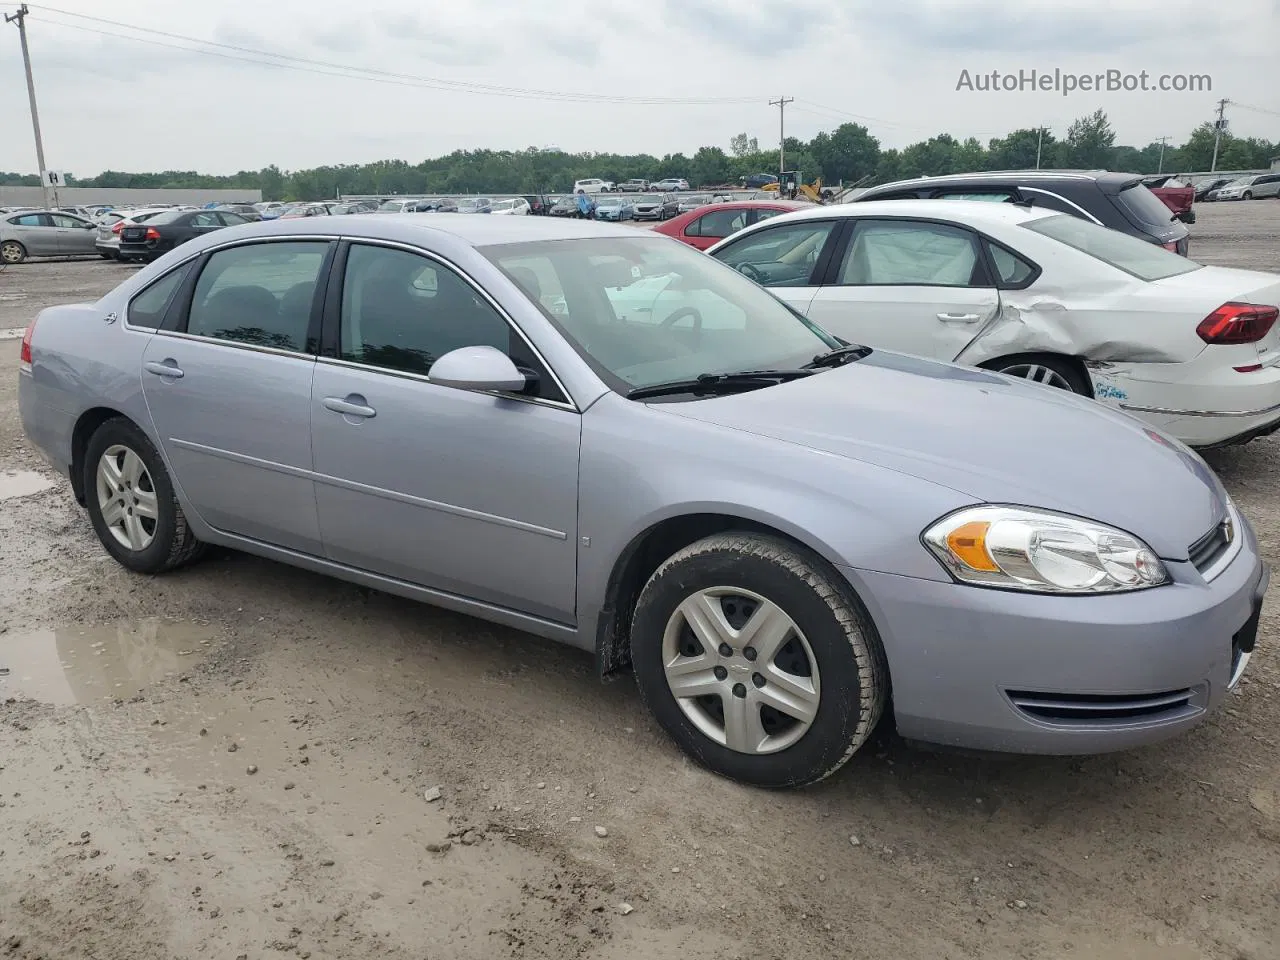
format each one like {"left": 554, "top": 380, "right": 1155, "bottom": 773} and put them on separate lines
{"left": 1162, "top": 241, "right": 1178, "bottom": 252}
{"left": 144, "top": 227, "right": 161, "bottom": 241}
{"left": 19, "top": 318, "right": 36, "bottom": 372}
{"left": 1197, "top": 303, "right": 1280, "bottom": 345}
{"left": 111, "top": 221, "right": 125, "bottom": 234}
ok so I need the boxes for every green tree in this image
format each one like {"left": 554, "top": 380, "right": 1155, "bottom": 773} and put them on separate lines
{"left": 808, "top": 123, "right": 880, "bottom": 185}
{"left": 729, "top": 132, "right": 759, "bottom": 158}
{"left": 1062, "top": 110, "right": 1116, "bottom": 168}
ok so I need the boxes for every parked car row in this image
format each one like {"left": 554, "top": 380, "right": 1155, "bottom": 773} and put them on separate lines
{"left": 16, "top": 208, "right": 1269, "bottom": 789}
{"left": 572, "top": 178, "right": 692, "bottom": 194}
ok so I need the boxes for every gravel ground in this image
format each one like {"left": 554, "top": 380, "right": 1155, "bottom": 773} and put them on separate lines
{"left": 1, "top": 200, "right": 1278, "bottom": 960}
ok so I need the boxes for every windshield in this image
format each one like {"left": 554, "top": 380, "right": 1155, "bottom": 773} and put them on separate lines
{"left": 377, "top": 200, "right": 406, "bottom": 211}
{"left": 1023, "top": 214, "right": 1202, "bottom": 281}
{"left": 1224, "top": 177, "right": 1255, "bottom": 188}
{"left": 482, "top": 236, "right": 839, "bottom": 395}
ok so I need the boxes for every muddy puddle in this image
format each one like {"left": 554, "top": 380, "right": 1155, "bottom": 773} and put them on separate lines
{"left": 0, "top": 618, "right": 214, "bottom": 705}
{"left": 0, "top": 469, "right": 55, "bottom": 501}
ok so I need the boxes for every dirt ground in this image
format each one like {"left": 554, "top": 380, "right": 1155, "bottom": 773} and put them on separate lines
{"left": 1, "top": 200, "right": 1279, "bottom": 960}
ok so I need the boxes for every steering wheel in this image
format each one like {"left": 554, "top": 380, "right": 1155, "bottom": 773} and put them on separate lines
{"left": 660, "top": 306, "right": 703, "bottom": 331}
{"left": 736, "top": 262, "right": 765, "bottom": 282}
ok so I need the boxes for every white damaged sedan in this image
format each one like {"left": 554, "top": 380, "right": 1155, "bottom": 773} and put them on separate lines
{"left": 707, "top": 199, "right": 1280, "bottom": 448}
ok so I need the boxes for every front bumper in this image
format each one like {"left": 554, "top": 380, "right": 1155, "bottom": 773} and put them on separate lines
{"left": 841, "top": 526, "right": 1267, "bottom": 755}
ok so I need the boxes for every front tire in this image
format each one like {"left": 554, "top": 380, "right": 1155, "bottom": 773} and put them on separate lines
{"left": 631, "top": 533, "right": 888, "bottom": 787}
{"left": 1243, "top": 191, "right": 1254, "bottom": 200}
{"left": 83, "top": 418, "right": 206, "bottom": 574}
{"left": 1, "top": 240, "right": 26, "bottom": 264}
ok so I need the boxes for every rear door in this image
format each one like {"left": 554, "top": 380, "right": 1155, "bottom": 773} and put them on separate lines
{"left": 10, "top": 213, "right": 58, "bottom": 256}
{"left": 139, "top": 239, "right": 333, "bottom": 554}
{"left": 804, "top": 217, "right": 1000, "bottom": 359}
{"left": 707, "top": 218, "right": 842, "bottom": 316}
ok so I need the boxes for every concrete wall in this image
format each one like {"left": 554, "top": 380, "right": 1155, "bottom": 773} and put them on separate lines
{"left": 0, "top": 186, "right": 262, "bottom": 208}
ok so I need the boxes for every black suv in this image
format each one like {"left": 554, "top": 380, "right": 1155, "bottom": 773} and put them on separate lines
{"left": 854, "top": 171, "right": 1190, "bottom": 255}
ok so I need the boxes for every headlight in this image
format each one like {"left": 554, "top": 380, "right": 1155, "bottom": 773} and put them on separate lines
{"left": 923, "top": 506, "right": 1169, "bottom": 594}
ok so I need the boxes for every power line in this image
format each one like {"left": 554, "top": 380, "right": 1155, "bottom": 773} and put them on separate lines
{"left": 1230, "top": 101, "right": 1280, "bottom": 120}
{"left": 27, "top": 4, "right": 763, "bottom": 105}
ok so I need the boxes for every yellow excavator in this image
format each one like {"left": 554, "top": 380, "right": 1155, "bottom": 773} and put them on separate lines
{"left": 760, "top": 171, "right": 833, "bottom": 203}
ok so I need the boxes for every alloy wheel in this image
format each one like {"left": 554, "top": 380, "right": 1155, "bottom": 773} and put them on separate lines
{"left": 997, "top": 362, "right": 1072, "bottom": 390}
{"left": 1, "top": 241, "right": 24, "bottom": 264}
{"left": 661, "top": 587, "right": 820, "bottom": 754}
{"left": 95, "top": 444, "right": 159, "bottom": 552}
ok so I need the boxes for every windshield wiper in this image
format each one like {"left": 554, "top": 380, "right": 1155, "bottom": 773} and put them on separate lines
{"left": 627, "top": 369, "right": 814, "bottom": 400}
{"left": 804, "top": 345, "right": 873, "bottom": 369}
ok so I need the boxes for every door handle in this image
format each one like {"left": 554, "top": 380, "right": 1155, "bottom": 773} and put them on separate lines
{"left": 936, "top": 312, "right": 981, "bottom": 323}
{"left": 144, "top": 359, "right": 184, "bottom": 379}
{"left": 323, "top": 395, "right": 376, "bottom": 419}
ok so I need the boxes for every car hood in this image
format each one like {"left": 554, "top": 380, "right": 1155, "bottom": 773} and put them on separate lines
{"left": 660, "top": 352, "right": 1226, "bottom": 560}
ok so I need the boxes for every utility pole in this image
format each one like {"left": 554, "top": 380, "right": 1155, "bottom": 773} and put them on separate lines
{"left": 6, "top": 4, "right": 54, "bottom": 209}
{"left": 1210, "top": 98, "right": 1228, "bottom": 173}
{"left": 769, "top": 96, "right": 794, "bottom": 179}
{"left": 1035, "top": 127, "right": 1044, "bottom": 169}
{"left": 1156, "top": 136, "right": 1169, "bottom": 174}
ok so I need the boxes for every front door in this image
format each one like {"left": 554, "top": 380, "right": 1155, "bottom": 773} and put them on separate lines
{"left": 708, "top": 218, "right": 842, "bottom": 317}
{"left": 11, "top": 213, "right": 58, "bottom": 256}
{"left": 140, "top": 239, "right": 332, "bottom": 554}
{"left": 310, "top": 241, "right": 581, "bottom": 623}
{"left": 803, "top": 217, "right": 1000, "bottom": 360}
{"left": 50, "top": 214, "right": 97, "bottom": 256}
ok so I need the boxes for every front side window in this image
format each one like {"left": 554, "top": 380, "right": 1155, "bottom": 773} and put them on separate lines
{"left": 838, "top": 219, "right": 984, "bottom": 287}
{"left": 339, "top": 244, "right": 561, "bottom": 400}
{"left": 186, "top": 241, "right": 330, "bottom": 351}
{"left": 217, "top": 211, "right": 248, "bottom": 225}
{"left": 191, "top": 212, "right": 220, "bottom": 228}
{"left": 686, "top": 209, "right": 748, "bottom": 239}
{"left": 127, "top": 262, "right": 193, "bottom": 329}
{"left": 50, "top": 214, "right": 87, "bottom": 228}
{"left": 1023, "top": 214, "right": 1201, "bottom": 281}
{"left": 484, "top": 236, "right": 839, "bottom": 394}
{"left": 711, "top": 220, "right": 835, "bottom": 287}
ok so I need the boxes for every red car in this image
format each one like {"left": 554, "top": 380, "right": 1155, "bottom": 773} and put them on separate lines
{"left": 652, "top": 200, "right": 811, "bottom": 250}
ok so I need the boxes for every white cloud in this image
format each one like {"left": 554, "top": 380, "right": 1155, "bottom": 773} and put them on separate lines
{"left": 0, "top": 0, "right": 1274, "bottom": 176}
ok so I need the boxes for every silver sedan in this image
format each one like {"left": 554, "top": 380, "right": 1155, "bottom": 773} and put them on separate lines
{"left": 16, "top": 215, "right": 1266, "bottom": 787}
{"left": 2, "top": 209, "right": 99, "bottom": 263}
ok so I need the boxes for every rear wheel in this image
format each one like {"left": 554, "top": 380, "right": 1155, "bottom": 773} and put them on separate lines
{"left": 83, "top": 418, "right": 206, "bottom": 574}
{"left": 988, "top": 354, "right": 1091, "bottom": 395}
{"left": 631, "top": 533, "right": 888, "bottom": 787}
{"left": 1, "top": 240, "right": 26, "bottom": 264}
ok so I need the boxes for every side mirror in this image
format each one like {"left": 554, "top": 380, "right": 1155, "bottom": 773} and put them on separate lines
{"left": 428, "top": 345, "right": 528, "bottom": 393}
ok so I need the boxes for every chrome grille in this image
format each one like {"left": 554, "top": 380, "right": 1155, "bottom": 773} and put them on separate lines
{"left": 1189, "top": 514, "right": 1233, "bottom": 573}
{"left": 1007, "top": 689, "right": 1198, "bottom": 724}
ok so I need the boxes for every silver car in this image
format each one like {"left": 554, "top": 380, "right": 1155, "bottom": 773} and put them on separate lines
{"left": 94, "top": 208, "right": 171, "bottom": 260}
{"left": 1, "top": 209, "right": 99, "bottom": 263}
{"left": 17, "top": 216, "right": 1266, "bottom": 787}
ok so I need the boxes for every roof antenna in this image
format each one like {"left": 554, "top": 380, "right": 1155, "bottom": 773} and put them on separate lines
{"left": 1011, "top": 193, "right": 1037, "bottom": 209}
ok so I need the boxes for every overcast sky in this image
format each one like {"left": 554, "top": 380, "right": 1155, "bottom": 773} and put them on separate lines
{"left": 1, "top": 0, "right": 1276, "bottom": 176}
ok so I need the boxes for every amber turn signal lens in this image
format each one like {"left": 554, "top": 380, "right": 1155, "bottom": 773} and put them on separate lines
{"left": 945, "top": 521, "right": 999, "bottom": 572}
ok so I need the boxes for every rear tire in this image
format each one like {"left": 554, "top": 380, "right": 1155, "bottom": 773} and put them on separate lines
{"left": 631, "top": 532, "right": 888, "bottom": 787}
{"left": 987, "top": 354, "right": 1091, "bottom": 396}
{"left": 1, "top": 240, "right": 26, "bottom": 264}
{"left": 83, "top": 418, "right": 207, "bottom": 574}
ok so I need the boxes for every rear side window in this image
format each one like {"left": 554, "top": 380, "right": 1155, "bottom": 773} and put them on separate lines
{"left": 685, "top": 209, "right": 748, "bottom": 239}
{"left": 986, "top": 243, "right": 1037, "bottom": 287}
{"left": 1112, "top": 184, "right": 1176, "bottom": 229}
{"left": 186, "top": 241, "right": 330, "bottom": 351}
{"left": 1023, "top": 214, "right": 1201, "bottom": 281}
{"left": 127, "top": 263, "right": 193, "bottom": 329}
{"left": 10, "top": 214, "right": 45, "bottom": 227}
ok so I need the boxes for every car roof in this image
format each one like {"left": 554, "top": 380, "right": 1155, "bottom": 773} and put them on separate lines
{"left": 865, "top": 170, "right": 1143, "bottom": 193}
{"left": 763, "top": 197, "right": 1056, "bottom": 227}
{"left": 208, "top": 211, "right": 644, "bottom": 247}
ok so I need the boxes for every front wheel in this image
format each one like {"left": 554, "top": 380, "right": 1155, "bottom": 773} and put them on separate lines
{"left": 1243, "top": 191, "right": 1254, "bottom": 200}
{"left": 1, "top": 240, "right": 26, "bottom": 264}
{"left": 84, "top": 418, "right": 206, "bottom": 574}
{"left": 631, "top": 533, "right": 888, "bottom": 787}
